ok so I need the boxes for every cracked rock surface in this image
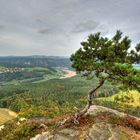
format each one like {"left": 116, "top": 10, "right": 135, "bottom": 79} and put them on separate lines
{"left": 30, "top": 105, "right": 133, "bottom": 140}
{"left": 86, "top": 122, "right": 131, "bottom": 140}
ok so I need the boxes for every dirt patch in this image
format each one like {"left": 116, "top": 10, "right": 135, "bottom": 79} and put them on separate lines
{"left": 60, "top": 70, "right": 77, "bottom": 79}
{"left": 8, "top": 110, "right": 18, "bottom": 117}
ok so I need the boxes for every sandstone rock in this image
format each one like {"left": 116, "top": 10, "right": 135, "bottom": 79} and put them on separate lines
{"left": 86, "top": 122, "right": 131, "bottom": 140}
{"left": 0, "top": 125, "right": 4, "bottom": 131}
{"left": 30, "top": 105, "right": 135, "bottom": 140}
{"left": 30, "top": 132, "right": 52, "bottom": 140}
{"left": 30, "top": 129, "right": 80, "bottom": 140}
{"left": 86, "top": 105, "right": 125, "bottom": 118}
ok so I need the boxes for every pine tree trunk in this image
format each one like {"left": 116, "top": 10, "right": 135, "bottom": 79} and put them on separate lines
{"left": 55, "top": 80, "right": 105, "bottom": 127}
{"left": 76, "top": 80, "right": 105, "bottom": 119}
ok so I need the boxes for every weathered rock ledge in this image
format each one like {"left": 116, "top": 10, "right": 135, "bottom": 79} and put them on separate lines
{"left": 30, "top": 105, "right": 140, "bottom": 140}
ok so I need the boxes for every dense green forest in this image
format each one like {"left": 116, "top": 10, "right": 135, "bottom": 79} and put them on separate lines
{"left": 0, "top": 75, "right": 116, "bottom": 118}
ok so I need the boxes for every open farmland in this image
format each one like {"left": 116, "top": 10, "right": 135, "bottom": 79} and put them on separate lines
{"left": 0, "top": 108, "right": 17, "bottom": 125}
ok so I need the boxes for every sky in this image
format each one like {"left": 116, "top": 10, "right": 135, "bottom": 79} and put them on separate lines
{"left": 0, "top": 0, "right": 140, "bottom": 56}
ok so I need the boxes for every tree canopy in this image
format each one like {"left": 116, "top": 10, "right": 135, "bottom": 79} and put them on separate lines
{"left": 71, "top": 30, "right": 140, "bottom": 91}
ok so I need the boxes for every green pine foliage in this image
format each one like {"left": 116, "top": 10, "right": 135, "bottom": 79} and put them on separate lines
{"left": 71, "top": 30, "right": 140, "bottom": 91}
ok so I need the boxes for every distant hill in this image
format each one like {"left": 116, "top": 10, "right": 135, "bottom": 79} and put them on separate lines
{"left": 0, "top": 56, "right": 71, "bottom": 68}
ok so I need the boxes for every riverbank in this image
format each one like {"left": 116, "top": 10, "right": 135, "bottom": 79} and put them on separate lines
{"left": 60, "top": 69, "right": 77, "bottom": 79}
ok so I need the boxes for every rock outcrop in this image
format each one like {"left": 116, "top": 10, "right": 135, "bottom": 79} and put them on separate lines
{"left": 30, "top": 105, "right": 140, "bottom": 140}
{"left": 86, "top": 122, "right": 130, "bottom": 140}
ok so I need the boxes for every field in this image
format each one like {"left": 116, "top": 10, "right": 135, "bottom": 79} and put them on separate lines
{"left": 0, "top": 66, "right": 66, "bottom": 85}
{"left": 97, "top": 90, "right": 140, "bottom": 107}
{"left": 96, "top": 90, "right": 140, "bottom": 117}
{"left": 0, "top": 108, "right": 17, "bottom": 125}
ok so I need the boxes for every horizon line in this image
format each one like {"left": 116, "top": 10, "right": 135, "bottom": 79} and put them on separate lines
{"left": 0, "top": 55, "right": 70, "bottom": 58}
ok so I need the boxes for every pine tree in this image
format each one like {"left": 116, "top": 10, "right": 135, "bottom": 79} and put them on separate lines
{"left": 70, "top": 30, "right": 140, "bottom": 118}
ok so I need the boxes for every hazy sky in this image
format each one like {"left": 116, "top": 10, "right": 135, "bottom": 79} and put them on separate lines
{"left": 0, "top": 0, "right": 140, "bottom": 56}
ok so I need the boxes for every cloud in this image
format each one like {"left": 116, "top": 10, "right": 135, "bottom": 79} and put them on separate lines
{"left": 0, "top": 25, "right": 5, "bottom": 30}
{"left": 72, "top": 21, "right": 99, "bottom": 33}
{"left": 38, "top": 28, "right": 52, "bottom": 34}
{"left": 0, "top": 34, "right": 40, "bottom": 48}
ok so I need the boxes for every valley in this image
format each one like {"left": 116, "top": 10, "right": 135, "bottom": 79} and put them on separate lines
{"left": 0, "top": 56, "right": 139, "bottom": 139}
{"left": 0, "top": 56, "right": 72, "bottom": 85}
